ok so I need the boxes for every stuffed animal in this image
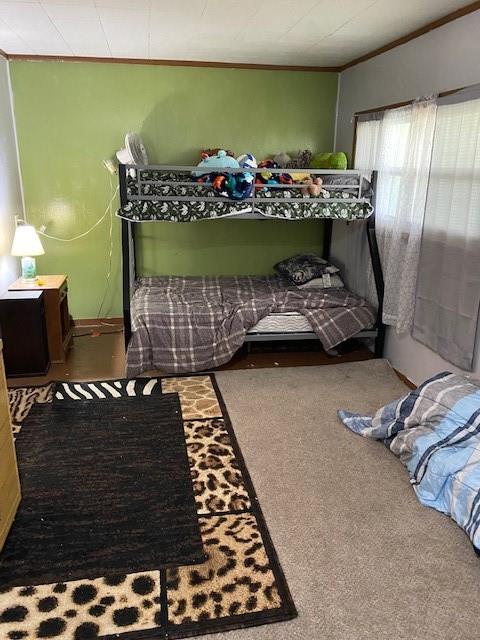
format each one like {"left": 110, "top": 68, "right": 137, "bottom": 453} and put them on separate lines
{"left": 192, "top": 149, "right": 240, "bottom": 177}
{"left": 290, "top": 171, "right": 311, "bottom": 183}
{"left": 310, "top": 151, "right": 348, "bottom": 171}
{"left": 279, "top": 173, "right": 293, "bottom": 185}
{"left": 329, "top": 152, "right": 348, "bottom": 170}
{"left": 286, "top": 149, "right": 313, "bottom": 169}
{"left": 212, "top": 172, "right": 253, "bottom": 200}
{"left": 202, "top": 147, "right": 235, "bottom": 158}
{"left": 297, "top": 149, "right": 313, "bottom": 168}
{"left": 273, "top": 152, "right": 291, "bottom": 168}
{"left": 257, "top": 159, "right": 279, "bottom": 184}
{"left": 301, "top": 176, "right": 323, "bottom": 197}
{"left": 237, "top": 153, "right": 257, "bottom": 169}
{"left": 310, "top": 152, "right": 331, "bottom": 169}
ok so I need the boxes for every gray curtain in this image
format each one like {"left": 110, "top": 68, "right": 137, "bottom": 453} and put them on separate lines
{"left": 412, "top": 84, "right": 480, "bottom": 371}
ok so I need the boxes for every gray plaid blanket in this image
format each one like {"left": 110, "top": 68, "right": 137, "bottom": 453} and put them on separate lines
{"left": 127, "top": 276, "right": 376, "bottom": 375}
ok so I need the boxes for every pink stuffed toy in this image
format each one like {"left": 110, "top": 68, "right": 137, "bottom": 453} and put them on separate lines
{"left": 301, "top": 176, "right": 323, "bottom": 197}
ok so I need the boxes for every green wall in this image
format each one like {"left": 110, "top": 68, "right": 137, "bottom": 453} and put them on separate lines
{"left": 10, "top": 60, "right": 338, "bottom": 318}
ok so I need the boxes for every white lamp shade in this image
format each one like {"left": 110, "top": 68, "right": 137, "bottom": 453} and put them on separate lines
{"left": 11, "top": 224, "right": 44, "bottom": 257}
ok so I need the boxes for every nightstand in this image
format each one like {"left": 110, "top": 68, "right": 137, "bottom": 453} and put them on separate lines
{"left": 9, "top": 275, "right": 73, "bottom": 363}
{"left": 0, "top": 291, "right": 50, "bottom": 377}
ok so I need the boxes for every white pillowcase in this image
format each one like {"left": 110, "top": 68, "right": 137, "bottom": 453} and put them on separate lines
{"left": 297, "top": 275, "right": 344, "bottom": 289}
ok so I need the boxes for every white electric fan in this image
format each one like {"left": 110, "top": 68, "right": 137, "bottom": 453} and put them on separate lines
{"left": 116, "top": 133, "right": 149, "bottom": 166}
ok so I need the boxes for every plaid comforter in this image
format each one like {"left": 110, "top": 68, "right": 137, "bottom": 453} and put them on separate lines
{"left": 338, "top": 371, "right": 480, "bottom": 553}
{"left": 127, "top": 275, "right": 375, "bottom": 375}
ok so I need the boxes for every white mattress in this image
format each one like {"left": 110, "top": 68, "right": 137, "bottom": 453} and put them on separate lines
{"left": 247, "top": 312, "right": 314, "bottom": 334}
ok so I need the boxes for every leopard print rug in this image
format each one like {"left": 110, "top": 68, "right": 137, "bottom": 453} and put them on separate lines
{"left": 1, "top": 375, "right": 296, "bottom": 640}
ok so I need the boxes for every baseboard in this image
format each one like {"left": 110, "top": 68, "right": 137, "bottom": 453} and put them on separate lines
{"left": 74, "top": 317, "right": 123, "bottom": 327}
{"left": 393, "top": 368, "right": 416, "bottom": 389}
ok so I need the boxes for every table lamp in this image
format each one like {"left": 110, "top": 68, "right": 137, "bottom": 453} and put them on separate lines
{"left": 10, "top": 223, "right": 45, "bottom": 283}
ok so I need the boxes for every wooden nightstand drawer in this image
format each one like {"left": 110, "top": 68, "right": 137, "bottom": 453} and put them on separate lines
{"left": 0, "top": 339, "right": 21, "bottom": 550}
{"left": 0, "top": 361, "right": 11, "bottom": 432}
{"left": 0, "top": 291, "right": 50, "bottom": 377}
{"left": 0, "top": 355, "right": 7, "bottom": 400}
{"left": 0, "top": 467, "right": 21, "bottom": 549}
{"left": 0, "top": 390, "right": 8, "bottom": 428}
{"left": 0, "top": 420, "right": 17, "bottom": 489}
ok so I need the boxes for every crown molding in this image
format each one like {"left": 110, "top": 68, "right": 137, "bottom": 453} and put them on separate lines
{"left": 7, "top": 54, "right": 340, "bottom": 73}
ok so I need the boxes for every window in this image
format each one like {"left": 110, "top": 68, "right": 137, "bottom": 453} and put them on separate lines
{"left": 412, "top": 92, "right": 480, "bottom": 370}
{"left": 354, "top": 84, "right": 480, "bottom": 370}
{"left": 354, "top": 98, "right": 437, "bottom": 333}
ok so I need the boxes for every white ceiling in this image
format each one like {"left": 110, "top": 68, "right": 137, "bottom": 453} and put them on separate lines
{"left": 0, "top": 0, "right": 473, "bottom": 67}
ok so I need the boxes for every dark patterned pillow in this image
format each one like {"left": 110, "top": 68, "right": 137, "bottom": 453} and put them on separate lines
{"left": 274, "top": 253, "right": 340, "bottom": 285}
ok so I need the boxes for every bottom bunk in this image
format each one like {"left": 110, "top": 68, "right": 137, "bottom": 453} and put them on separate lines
{"left": 126, "top": 274, "right": 378, "bottom": 376}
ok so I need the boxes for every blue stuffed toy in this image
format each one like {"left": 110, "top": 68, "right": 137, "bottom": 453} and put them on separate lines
{"left": 192, "top": 149, "right": 240, "bottom": 177}
{"left": 193, "top": 149, "right": 255, "bottom": 200}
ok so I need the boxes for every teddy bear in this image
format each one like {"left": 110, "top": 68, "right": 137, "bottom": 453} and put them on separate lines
{"left": 301, "top": 176, "right": 323, "bottom": 197}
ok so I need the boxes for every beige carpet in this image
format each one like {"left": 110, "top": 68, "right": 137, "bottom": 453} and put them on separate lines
{"left": 213, "top": 359, "right": 480, "bottom": 640}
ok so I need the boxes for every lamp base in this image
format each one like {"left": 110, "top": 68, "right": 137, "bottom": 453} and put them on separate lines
{"left": 21, "top": 256, "right": 37, "bottom": 283}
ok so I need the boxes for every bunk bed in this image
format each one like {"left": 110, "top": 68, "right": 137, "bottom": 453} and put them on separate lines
{"left": 117, "top": 164, "right": 385, "bottom": 375}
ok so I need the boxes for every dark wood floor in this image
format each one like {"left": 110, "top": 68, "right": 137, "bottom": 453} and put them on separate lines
{"left": 8, "top": 326, "right": 374, "bottom": 387}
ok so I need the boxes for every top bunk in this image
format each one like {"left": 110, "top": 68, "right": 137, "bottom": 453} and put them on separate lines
{"left": 117, "top": 164, "right": 375, "bottom": 223}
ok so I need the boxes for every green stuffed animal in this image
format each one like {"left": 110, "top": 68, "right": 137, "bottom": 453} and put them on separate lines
{"left": 310, "top": 151, "right": 348, "bottom": 171}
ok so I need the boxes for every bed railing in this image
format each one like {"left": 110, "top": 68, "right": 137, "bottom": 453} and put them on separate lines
{"left": 119, "top": 164, "right": 371, "bottom": 207}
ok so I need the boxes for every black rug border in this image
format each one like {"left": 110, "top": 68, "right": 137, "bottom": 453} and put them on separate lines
{"left": 6, "top": 373, "right": 298, "bottom": 640}
{"left": 210, "top": 372, "right": 297, "bottom": 614}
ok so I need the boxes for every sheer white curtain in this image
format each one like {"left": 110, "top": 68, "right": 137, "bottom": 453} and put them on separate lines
{"left": 413, "top": 91, "right": 480, "bottom": 370}
{"left": 379, "top": 98, "right": 437, "bottom": 332}
{"left": 355, "top": 115, "right": 382, "bottom": 173}
{"left": 355, "top": 97, "right": 437, "bottom": 332}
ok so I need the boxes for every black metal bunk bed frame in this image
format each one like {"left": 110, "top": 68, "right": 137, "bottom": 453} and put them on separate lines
{"left": 119, "top": 165, "right": 385, "bottom": 358}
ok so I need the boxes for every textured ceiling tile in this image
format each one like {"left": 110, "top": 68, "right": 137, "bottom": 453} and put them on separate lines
{"left": 0, "top": 21, "right": 33, "bottom": 51}
{"left": 40, "top": 0, "right": 94, "bottom": 4}
{"left": 97, "top": 6, "right": 149, "bottom": 24}
{"left": 95, "top": 0, "right": 150, "bottom": 9}
{"left": 53, "top": 18, "right": 109, "bottom": 56}
{"left": 0, "top": 2, "right": 46, "bottom": 26}
{"left": 26, "top": 38, "right": 71, "bottom": 54}
{"left": 41, "top": 2, "right": 98, "bottom": 22}
{"left": 149, "top": 0, "right": 207, "bottom": 16}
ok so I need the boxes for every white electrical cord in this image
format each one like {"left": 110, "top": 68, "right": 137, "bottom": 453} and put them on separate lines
{"left": 96, "top": 182, "right": 116, "bottom": 318}
{"left": 37, "top": 185, "right": 119, "bottom": 242}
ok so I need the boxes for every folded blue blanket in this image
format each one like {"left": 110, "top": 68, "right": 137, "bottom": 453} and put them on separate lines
{"left": 338, "top": 371, "right": 480, "bottom": 553}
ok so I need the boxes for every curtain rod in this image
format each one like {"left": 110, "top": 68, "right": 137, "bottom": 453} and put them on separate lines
{"left": 354, "top": 84, "right": 468, "bottom": 117}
